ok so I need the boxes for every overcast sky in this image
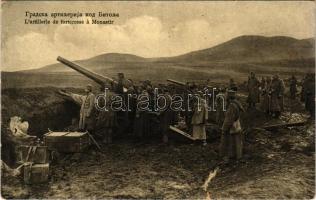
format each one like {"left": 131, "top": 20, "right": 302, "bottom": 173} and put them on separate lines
{"left": 1, "top": 1, "right": 315, "bottom": 71}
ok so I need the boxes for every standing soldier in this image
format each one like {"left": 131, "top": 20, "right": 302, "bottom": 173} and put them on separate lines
{"left": 260, "top": 77, "right": 266, "bottom": 90}
{"left": 215, "top": 88, "right": 226, "bottom": 127}
{"left": 300, "top": 74, "right": 308, "bottom": 103}
{"left": 229, "top": 78, "right": 238, "bottom": 91}
{"left": 247, "top": 72, "right": 260, "bottom": 109}
{"left": 95, "top": 86, "right": 117, "bottom": 144}
{"left": 261, "top": 76, "right": 271, "bottom": 114}
{"left": 159, "top": 88, "right": 174, "bottom": 144}
{"left": 220, "top": 90, "right": 244, "bottom": 161}
{"left": 289, "top": 75, "right": 297, "bottom": 99}
{"left": 270, "top": 75, "right": 285, "bottom": 118}
{"left": 58, "top": 84, "right": 96, "bottom": 133}
{"left": 191, "top": 92, "right": 208, "bottom": 146}
{"left": 304, "top": 74, "right": 315, "bottom": 119}
{"left": 133, "top": 89, "right": 150, "bottom": 140}
{"left": 115, "top": 73, "right": 131, "bottom": 135}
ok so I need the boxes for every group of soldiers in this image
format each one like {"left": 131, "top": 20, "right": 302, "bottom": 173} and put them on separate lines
{"left": 58, "top": 71, "right": 315, "bottom": 162}
{"left": 245, "top": 72, "right": 315, "bottom": 118}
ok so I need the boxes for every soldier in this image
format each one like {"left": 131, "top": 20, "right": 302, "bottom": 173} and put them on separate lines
{"left": 304, "top": 74, "right": 315, "bottom": 119}
{"left": 158, "top": 88, "right": 174, "bottom": 144}
{"left": 289, "top": 75, "right": 297, "bottom": 99}
{"left": 220, "top": 90, "right": 244, "bottom": 161}
{"left": 260, "top": 77, "right": 266, "bottom": 90}
{"left": 95, "top": 86, "right": 117, "bottom": 144}
{"left": 247, "top": 72, "right": 260, "bottom": 109}
{"left": 133, "top": 89, "right": 150, "bottom": 140}
{"left": 127, "top": 83, "right": 138, "bottom": 137}
{"left": 191, "top": 91, "right": 208, "bottom": 146}
{"left": 115, "top": 73, "right": 131, "bottom": 135}
{"left": 229, "top": 78, "right": 238, "bottom": 92}
{"left": 261, "top": 76, "right": 271, "bottom": 114}
{"left": 215, "top": 88, "right": 226, "bottom": 127}
{"left": 116, "top": 73, "right": 132, "bottom": 94}
{"left": 270, "top": 75, "right": 285, "bottom": 118}
{"left": 300, "top": 74, "right": 308, "bottom": 103}
{"left": 58, "top": 84, "right": 96, "bottom": 133}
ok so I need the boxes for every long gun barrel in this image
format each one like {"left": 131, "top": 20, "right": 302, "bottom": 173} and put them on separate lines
{"left": 167, "top": 79, "right": 193, "bottom": 93}
{"left": 57, "top": 56, "right": 127, "bottom": 92}
{"left": 167, "top": 79, "right": 186, "bottom": 86}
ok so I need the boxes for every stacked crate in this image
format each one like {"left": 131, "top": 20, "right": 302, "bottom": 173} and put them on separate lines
{"left": 18, "top": 141, "right": 50, "bottom": 184}
{"left": 44, "top": 131, "right": 90, "bottom": 153}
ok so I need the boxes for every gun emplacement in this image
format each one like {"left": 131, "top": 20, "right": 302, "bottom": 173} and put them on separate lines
{"left": 57, "top": 56, "right": 127, "bottom": 92}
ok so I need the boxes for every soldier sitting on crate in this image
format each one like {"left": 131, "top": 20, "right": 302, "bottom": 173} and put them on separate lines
{"left": 58, "top": 84, "right": 96, "bottom": 133}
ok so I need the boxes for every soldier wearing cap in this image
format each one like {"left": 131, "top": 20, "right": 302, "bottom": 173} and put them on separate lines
{"left": 303, "top": 74, "right": 315, "bottom": 119}
{"left": 191, "top": 91, "right": 208, "bottom": 146}
{"left": 270, "top": 74, "right": 285, "bottom": 117}
{"left": 247, "top": 72, "right": 260, "bottom": 109}
{"left": 158, "top": 88, "right": 174, "bottom": 144}
{"left": 220, "top": 89, "right": 244, "bottom": 161}
{"left": 289, "top": 75, "right": 297, "bottom": 99}
{"left": 228, "top": 78, "right": 238, "bottom": 92}
{"left": 58, "top": 84, "right": 96, "bottom": 132}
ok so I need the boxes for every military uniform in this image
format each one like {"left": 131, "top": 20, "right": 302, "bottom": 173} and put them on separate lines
{"left": 260, "top": 77, "right": 271, "bottom": 114}
{"left": 191, "top": 98, "right": 208, "bottom": 142}
{"left": 247, "top": 75, "right": 260, "bottom": 108}
{"left": 304, "top": 75, "right": 315, "bottom": 118}
{"left": 69, "top": 92, "right": 96, "bottom": 131}
{"left": 220, "top": 97, "right": 244, "bottom": 160}
{"left": 133, "top": 91, "right": 151, "bottom": 139}
{"left": 159, "top": 93, "right": 174, "bottom": 143}
{"left": 95, "top": 91, "right": 117, "bottom": 143}
{"left": 289, "top": 76, "right": 297, "bottom": 99}
{"left": 270, "top": 76, "right": 285, "bottom": 116}
{"left": 215, "top": 91, "right": 226, "bottom": 127}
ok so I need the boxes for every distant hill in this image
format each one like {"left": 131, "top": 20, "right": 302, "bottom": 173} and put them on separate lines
{"left": 25, "top": 35, "right": 314, "bottom": 74}
{"left": 34, "top": 53, "right": 149, "bottom": 73}
{"left": 164, "top": 35, "right": 315, "bottom": 63}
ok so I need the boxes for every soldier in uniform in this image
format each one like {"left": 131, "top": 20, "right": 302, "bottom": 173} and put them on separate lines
{"left": 289, "top": 75, "right": 297, "bottom": 99}
{"left": 95, "top": 86, "right": 117, "bottom": 144}
{"left": 58, "top": 84, "right": 96, "bottom": 133}
{"left": 220, "top": 90, "right": 244, "bottom": 161}
{"left": 215, "top": 88, "right": 226, "bottom": 127}
{"left": 261, "top": 76, "right": 271, "bottom": 114}
{"left": 133, "top": 89, "right": 151, "bottom": 140}
{"left": 270, "top": 75, "right": 285, "bottom": 117}
{"left": 115, "top": 73, "right": 131, "bottom": 136}
{"left": 247, "top": 72, "right": 260, "bottom": 109}
{"left": 300, "top": 74, "right": 308, "bottom": 103}
{"left": 191, "top": 91, "right": 208, "bottom": 146}
{"left": 228, "top": 78, "right": 238, "bottom": 91}
{"left": 158, "top": 89, "right": 174, "bottom": 144}
{"left": 304, "top": 74, "right": 315, "bottom": 119}
{"left": 260, "top": 77, "right": 266, "bottom": 90}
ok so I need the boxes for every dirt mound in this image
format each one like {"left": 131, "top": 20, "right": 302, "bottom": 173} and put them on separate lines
{"left": 1, "top": 87, "right": 81, "bottom": 165}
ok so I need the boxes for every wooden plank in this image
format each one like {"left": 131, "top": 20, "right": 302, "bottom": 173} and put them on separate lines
{"left": 260, "top": 121, "right": 306, "bottom": 130}
{"left": 169, "top": 125, "right": 195, "bottom": 140}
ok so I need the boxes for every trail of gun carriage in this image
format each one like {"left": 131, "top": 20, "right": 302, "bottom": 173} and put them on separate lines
{"left": 1, "top": 36, "right": 315, "bottom": 199}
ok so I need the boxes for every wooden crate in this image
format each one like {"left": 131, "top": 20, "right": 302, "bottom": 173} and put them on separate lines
{"left": 18, "top": 145, "right": 49, "bottom": 164}
{"left": 44, "top": 131, "right": 90, "bottom": 153}
{"left": 23, "top": 163, "right": 49, "bottom": 184}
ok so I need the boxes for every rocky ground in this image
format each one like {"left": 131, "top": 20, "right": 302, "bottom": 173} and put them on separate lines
{"left": 1, "top": 87, "right": 315, "bottom": 199}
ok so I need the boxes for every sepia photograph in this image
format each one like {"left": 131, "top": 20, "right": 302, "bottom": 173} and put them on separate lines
{"left": 1, "top": 1, "right": 315, "bottom": 199}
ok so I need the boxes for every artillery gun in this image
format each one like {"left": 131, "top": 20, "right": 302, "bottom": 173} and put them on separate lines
{"left": 57, "top": 56, "right": 127, "bottom": 92}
